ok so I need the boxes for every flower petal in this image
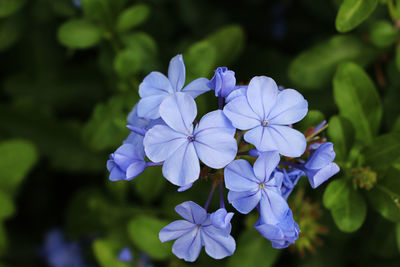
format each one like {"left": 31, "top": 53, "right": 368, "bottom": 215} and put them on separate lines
{"left": 305, "top": 142, "right": 336, "bottom": 170}
{"left": 137, "top": 95, "right": 167, "bottom": 119}
{"left": 182, "top": 78, "right": 210, "bottom": 98}
{"left": 172, "top": 228, "right": 202, "bottom": 262}
{"left": 259, "top": 190, "right": 289, "bottom": 225}
{"left": 225, "top": 86, "right": 247, "bottom": 103}
{"left": 174, "top": 201, "right": 208, "bottom": 224}
{"left": 227, "top": 190, "right": 261, "bottom": 214}
{"left": 159, "top": 92, "right": 196, "bottom": 134}
{"left": 243, "top": 125, "right": 273, "bottom": 152}
{"left": 108, "top": 164, "right": 125, "bottom": 181}
{"left": 126, "top": 161, "right": 147, "bottom": 180}
{"left": 246, "top": 76, "right": 278, "bottom": 120}
{"left": 201, "top": 226, "right": 236, "bottom": 259}
{"left": 268, "top": 89, "right": 308, "bottom": 125}
{"left": 307, "top": 162, "right": 340, "bottom": 189}
{"left": 139, "top": 71, "right": 173, "bottom": 98}
{"left": 159, "top": 220, "right": 196, "bottom": 242}
{"left": 253, "top": 151, "right": 280, "bottom": 182}
{"left": 223, "top": 96, "right": 260, "bottom": 130}
{"left": 143, "top": 125, "right": 187, "bottom": 162}
{"left": 168, "top": 54, "right": 186, "bottom": 91}
{"left": 224, "top": 159, "right": 260, "bottom": 192}
{"left": 162, "top": 142, "right": 200, "bottom": 186}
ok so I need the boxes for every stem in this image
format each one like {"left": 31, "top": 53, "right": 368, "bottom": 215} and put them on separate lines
{"left": 127, "top": 125, "right": 147, "bottom": 136}
{"left": 219, "top": 182, "right": 225, "bottom": 209}
{"left": 218, "top": 96, "right": 224, "bottom": 110}
{"left": 204, "top": 183, "right": 217, "bottom": 211}
{"left": 306, "top": 123, "right": 328, "bottom": 142}
{"left": 146, "top": 161, "right": 164, "bottom": 167}
{"left": 237, "top": 151, "right": 250, "bottom": 156}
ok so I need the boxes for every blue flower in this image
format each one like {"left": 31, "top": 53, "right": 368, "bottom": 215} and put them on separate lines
{"left": 225, "top": 85, "right": 247, "bottom": 103}
{"left": 42, "top": 229, "right": 86, "bottom": 267}
{"left": 255, "top": 209, "right": 299, "bottom": 249}
{"left": 137, "top": 54, "right": 210, "bottom": 119}
{"left": 302, "top": 142, "right": 340, "bottom": 188}
{"left": 224, "top": 152, "right": 290, "bottom": 226}
{"left": 207, "top": 67, "right": 236, "bottom": 98}
{"left": 280, "top": 169, "right": 304, "bottom": 199}
{"left": 210, "top": 208, "right": 234, "bottom": 234}
{"left": 107, "top": 143, "right": 147, "bottom": 181}
{"left": 118, "top": 247, "right": 133, "bottom": 262}
{"left": 159, "top": 201, "right": 236, "bottom": 262}
{"left": 144, "top": 92, "right": 237, "bottom": 186}
{"left": 223, "top": 76, "right": 308, "bottom": 157}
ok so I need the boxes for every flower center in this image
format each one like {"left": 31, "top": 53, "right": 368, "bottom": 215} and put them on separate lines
{"left": 261, "top": 119, "right": 268, "bottom": 127}
{"left": 258, "top": 183, "right": 265, "bottom": 190}
{"left": 187, "top": 135, "right": 195, "bottom": 142}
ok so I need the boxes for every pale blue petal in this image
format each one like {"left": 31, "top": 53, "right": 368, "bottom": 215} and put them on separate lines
{"left": 137, "top": 95, "right": 167, "bottom": 119}
{"left": 143, "top": 125, "right": 187, "bottom": 162}
{"left": 265, "top": 171, "right": 284, "bottom": 192}
{"left": 109, "top": 165, "right": 125, "bottom": 181}
{"left": 177, "top": 183, "right": 193, "bottom": 192}
{"left": 305, "top": 142, "right": 336, "bottom": 170}
{"left": 168, "top": 54, "right": 186, "bottom": 91}
{"left": 306, "top": 162, "right": 340, "bottom": 188}
{"left": 244, "top": 125, "right": 275, "bottom": 152}
{"left": 159, "top": 220, "right": 196, "bottom": 242}
{"left": 126, "top": 161, "right": 147, "bottom": 180}
{"left": 139, "top": 71, "right": 173, "bottom": 97}
{"left": 253, "top": 151, "right": 280, "bottom": 182}
{"left": 113, "top": 143, "right": 145, "bottom": 170}
{"left": 182, "top": 78, "right": 210, "bottom": 98}
{"left": 223, "top": 96, "right": 260, "bottom": 130}
{"left": 172, "top": 228, "right": 202, "bottom": 262}
{"left": 201, "top": 226, "right": 236, "bottom": 259}
{"left": 268, "top": 89, "right": 308, "bottom": 125}
{"left": 159, "top": 93, "right": 196, "bottom": 134}
{"left": 228, "top": 190, "right": 261, "bottom": 214}
{"left": 246, "top": 76, "right": 278, "bottom": 120}
{"left": 162, "top": 142, "right": 200, "bottom": 186}
{"left": 210, "top": 208, "right": 234, "bottom": 231}
{"left": 175, "top": 201, "right": 208, "bottom": 224}
{"left": 225, "top": 86, "right": 247, "bottom": 103}
{"left": 259, "top": 190, "right": 289, "bottom": 225}
{"left": 194, "top": 110, "right": 236, "bottom": 136}
{"left": 224, "top": 159, "right": 260, "bottom": 192}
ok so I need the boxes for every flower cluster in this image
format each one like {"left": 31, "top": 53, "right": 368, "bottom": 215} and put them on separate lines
{"left": 107, "top": 55, "right": 340, "bottom": 262}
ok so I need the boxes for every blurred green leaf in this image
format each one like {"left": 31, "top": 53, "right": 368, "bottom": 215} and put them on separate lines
{"left": 335, "top": 0, "right": 378, "bottom": 32}
{"left": 93, "top": 239, "right": 130, "bottom": 267}
{"left": 328, "top": 115, "right": 355, "bottom": 161}
{"left": 127, "top": 215, "right": 171, "bottom": 260}
{"left": 333, "top": 62, "right": 382, "bottom": 144}
{"left": 227, "top": 229, "right": 280, "bottom": 267}
{"left": 0, "top": 139, "right": 37, "bottom": 195}
{"left": 370, "top": 20, "right": 399, "bottom": 48}
{"left": 58, "top": 19, "right": 102, "bottom": 49}
{"left": 396, "top": 45, "right": 400, "bottom": 72}
{"left": 0, "top": 191, "right": 14, "bottom": 220}
{"left": 295, "top": 110, "right": 325, "bottom": 133}
{"left": 288, "top": 35, "right": 375, "bottom": 90}
{"left": 367, "top": 168, "right": 400, "bottom": 222}
{"left": 0, "top": 0, "right": 25, "bottom": 18}
{"left": 116, "top": 4, "right": 150, "bottom": 32}
{"left": 114, "top": 48, "right": 143, "bottom": 78}
{"left": 0, "top": 224, "right": 6, "bottom": 255}
{"left": 0, "top": 16, "right": 22, "bottom": 51}
{"left": 324, "top": 178, "right": 367, "bottom": 232}
{"left": 396, "top": 223, "right": 400, "bottom": 252}
{"left": 363, "top": 133, "right": 400, "bottom": 172}
{"left": 134, "top": 166, "right": 166, "bottom": 203}
{"left": 184, "top": 40, "right": 217, "bottom": 81}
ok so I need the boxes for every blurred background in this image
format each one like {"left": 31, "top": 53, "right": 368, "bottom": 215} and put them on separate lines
{"left": 0, "top": 0, "right": 400, "bottom": 266}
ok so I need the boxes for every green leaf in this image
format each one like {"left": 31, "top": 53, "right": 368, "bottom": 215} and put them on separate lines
{"left": 363, "top": 133, "right": 400, "bottom": 172}
{"left": 296, "top": 110, "right": 325, "bottom": 133}
{"left": 0, "top": 17, "right": 22, "bottom": 51}
{"left": 0, "top": 191, "right": 14, "bottom": 220}
{"left": 324, "top": 178, "right": 367, "bottom": 232}
{"left": 134, "top": 166, "right": 166, "bottom": 203}
{"left": 0, "top": 139, "right": 37, "bottom": 195}
{"left": 0, "top": 0, "right": 25, "bottom": 18}
{"left": 184, "top": 40, "right": 217, "bottom": 81}
{"left": 114, "top": 48, "right": 143, "bottom": 78}
{"left": 227, "top": 229, "right": 280, "bottom": 267}
{"left": 288, "top": 35, "right": 375, "bottom": 90}
{"left": 396, "top": 223, "right": 400, "bottom": 252}
{"left": 328, "top": 115, "right": 355, "bottom": 161}
{"left": 116, "top": 4, "right": 150, "bottom": 32}
{"left": 127, "top": 215, "right": 171, "bottom": 260}
{"left": 58, "top": 19, "right": 102, "bottom": 49}
{"left": 0, "top": 224, "right": 6, "bottom": 255}
{"left": 92, "top": 239, "right": 130, "bottom": 267}
{"left": 333, "top": 62, "right": 382, "bottom": 144}
{"left": 367, "top": 168, "right": 400, "bottom": 222}
{"left": 370, "top": 20, "right": 399, "bottom": 48}
{"left": 396, "top": 45, "right": 400, "bottom": 72}
{"left": 335, "top": 0, "right": 378, "bottom": 32}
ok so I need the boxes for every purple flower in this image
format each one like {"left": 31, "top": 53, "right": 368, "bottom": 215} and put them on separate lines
{"left": 224, "top": 152, "right": 290, "bottom": 225}
{"left": 255, "top": 209, "right": 299, "bottom": 249}
{"left": 302, "top": 142, "right": 340, "bottom": 188}
{"left": 137, "top": 55, "right": 210, "bottom": 119}
{"left": 159, "top": 201, "right": 236, "bottom": 262}
{"left": 118, "top": 247, "right": 133, "bottom": 262}
{"left": 210, "top": 208, "right": 234, "bottom": 234}
{"left": 207, "top": 67, "right": 236, "bottom": 98}
{"left": 280, "top": 169, "right": 304, "bottom": 199}
{"left": 107, "top": 143, "right": 147, "bottom": 181}
{"left": 42, "top": 229, "right": 86, "bottom": 267}
{"left": 223, "top": 76, "right": 308, "bottom": 157}
{"left": 144, "top": 92, "right": 237, "bottom": 186}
